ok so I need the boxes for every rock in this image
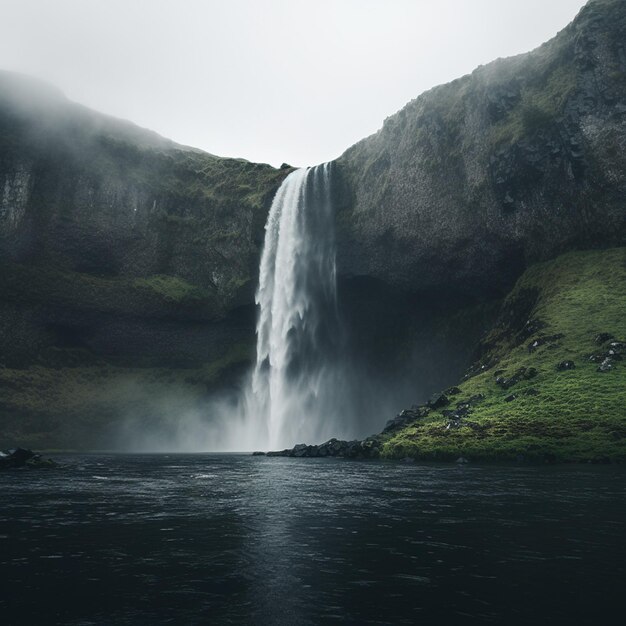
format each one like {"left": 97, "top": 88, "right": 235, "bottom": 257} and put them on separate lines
{"left": 445, "top": 386, "right": 461, "bottom": 395}
{"left": 252, "top": 451, "right": 266, "bottom": 456}
{"left": 520, "top": 318, "right": 546, "bottom": 340}
{"left": 291, "top": 443, "right": 308, "bottom": 457}
{"left": 524, "top": 367, "right": 538, "bottom": 380}
{"left": 462, "top": 360, "right": 495, "bottom": 381}
{"left": 336, "top": 0, "right": 625, "bottom": 316}
{"left": 595, "top": 332, "right": 613, "bottom": 344}
{"left": 556, "top": 360, "right": 575, "bottom": 370}
{"left": 597, "top": 357, "right": 614, "bottom": 372}
{"left": 427, "top": 392, "right": 449, "bottom": 409}
{"left": 528, "top": 334, "right": 564, "bottom": 353}
{"left": 504, "top": 394, "right": 517, "bottom": 402}
{"left": 266, "top": 437, "right": 380, "bottom": 460}
{"left": 495, "top": 367, "right": 535, "bottom": 389}
{"left": 455, "top": 457, "right": 469, "bottom": 464}
{"left": 0, "top": 448, "right": 57, "bottom": 469}
{"left": 590, "top": 345, "right": 623, "bottom": 364}
{"left": 266, "top": 449, "right": 292, "bottom": 457}
{"left": 467, "top": 394, "right": 485, "bottom": 405}
{"left": 383, "top": 406, "right": 429, "bottom": 432}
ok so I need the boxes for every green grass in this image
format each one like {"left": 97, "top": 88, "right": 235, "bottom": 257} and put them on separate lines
{"left": 382, "top": 248, "right": 626, "bottom": 462}
{"left": 0, "top": 262, "right": 222, "bottom": 320}
{"left": 133, "top": 274, "right": 211, "bottom": 303}
{"left": 489, "top": 63, "right": 577, "bottom": 147}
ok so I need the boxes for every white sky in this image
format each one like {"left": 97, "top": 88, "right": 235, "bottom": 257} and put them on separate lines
{"left": 0, "top": 0, "right": 587, "bottom": 167}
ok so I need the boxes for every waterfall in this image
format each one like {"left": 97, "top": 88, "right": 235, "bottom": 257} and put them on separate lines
{"left": 248, "top": 163, "right": 341, "bottom": 449}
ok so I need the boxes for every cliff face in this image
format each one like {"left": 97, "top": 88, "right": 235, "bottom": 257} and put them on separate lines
{"left": 0, "top": 71, "right": 288, "bottom": 307}
{"left": 0, "top": 72, "right": 288, "bottom": 370}
{"left": 0, "top": 73, "right": 290, "bottom": 447}
{"left": 336, "top": 0, "right": 626, "bottom": 297}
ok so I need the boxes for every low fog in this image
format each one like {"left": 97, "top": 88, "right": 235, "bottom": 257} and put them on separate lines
{"left": 1, "top": 0, "right": 586, "bottom": 167}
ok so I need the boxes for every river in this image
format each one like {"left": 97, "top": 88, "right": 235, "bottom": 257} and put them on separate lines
{"left": 1, "top": 454, "right": 624, "bottom": 624}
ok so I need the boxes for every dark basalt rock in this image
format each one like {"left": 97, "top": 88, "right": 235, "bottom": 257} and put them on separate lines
{"left": 383, "top": 405, "right": 430, "bottom": 432}
{"left": 252, "top": 451, "right": 266, "bottom": 456}
{"left": 266, "top": 437, "right": 382, "bottom": 459}
{"left": 0, "top": 447, "right": 57, "bottom": 469}
{"left": 556, "top": 360, "right": 576, "bottom": 371}
{"left": 597, "top": 357, "right": 614, "bottom": 373}
{"left": 467, "top": 394, "right": 485, "bottom": 405}
{"left": 589, "top": 347, "right": 623, "bottom": 363}
{"left": 589, "top": 353, "right": 606, "bottom": 363}
{"left": 519, "top": 318, "right": 546, "bottom": 341}
{"left": 495, "top": 366, "right": 538, "bottom": 390}
{"left": 462, "top": 360, "right": 495, "bottom": 381}
{"left": 595, "top": 333, "right": 614, "bottom": 345}
{"left": 427, "top": 393, "right": 450, "bottom": 409}
{"left": 528, "top": 334, "right": 565, "bottom": 353}
{"left": 445, "top": 386, "right": 461, "bottom": 396}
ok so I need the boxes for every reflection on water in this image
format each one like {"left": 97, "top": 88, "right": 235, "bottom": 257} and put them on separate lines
{"left": 1, "top": 455, "right": 625, "bottom": 624}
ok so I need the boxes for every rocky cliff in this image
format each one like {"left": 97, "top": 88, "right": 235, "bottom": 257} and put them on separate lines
{"left": 0, "top": 72, "right": 289, "bottom": 446}
{"left": 0, "top": 71, "right": 290, "bottom": 368}
{"left": 336, "top": 0, "right": 626, "bottom": 297}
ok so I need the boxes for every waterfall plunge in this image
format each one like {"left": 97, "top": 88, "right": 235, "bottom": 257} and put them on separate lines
{"left": 247, "top": 163, "right": 342, "bottom": 450}
{"left": 124, "top": 162, "right": 405, "bottom": 452}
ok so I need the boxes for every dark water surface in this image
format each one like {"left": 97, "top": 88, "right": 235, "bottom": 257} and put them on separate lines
{"left": 1, "top": 455, "right": 624, "bottom": 625}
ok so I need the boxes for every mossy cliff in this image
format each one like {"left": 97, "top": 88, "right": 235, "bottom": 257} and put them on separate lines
{"left": 0, "top": 71, "right": 287, "bottom": 447}
{"left": 336, "top": 0, "right": 626, "bottom": 297}
{"left": 0, "top": 71, "right": 289, "bottom": 307}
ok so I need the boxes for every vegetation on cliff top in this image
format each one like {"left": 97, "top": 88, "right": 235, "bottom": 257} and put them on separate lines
{"left": 382, "top": 248, "right": 626, "bottom": 462}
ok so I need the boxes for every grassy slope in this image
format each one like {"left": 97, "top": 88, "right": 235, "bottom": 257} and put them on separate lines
{"left": 382, "top": 248, "right": 626, "bottom": 462}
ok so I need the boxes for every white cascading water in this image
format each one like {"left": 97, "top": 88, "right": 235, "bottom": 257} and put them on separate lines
{"left": 246, "top": 162, "right": 341, "bottom": 449}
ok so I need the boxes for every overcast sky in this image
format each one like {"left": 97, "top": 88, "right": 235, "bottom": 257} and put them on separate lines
{"left": 0, "top": 0, "right": 587, "bottom": 167}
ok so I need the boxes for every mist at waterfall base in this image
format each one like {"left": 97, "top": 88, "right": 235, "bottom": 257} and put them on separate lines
{"left": 118, "top": 164, "right": 423, "bottom": 453}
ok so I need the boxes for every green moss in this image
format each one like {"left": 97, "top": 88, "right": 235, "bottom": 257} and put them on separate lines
{"left": 383, "top": 248, "right": 626, "bottom": 462}
{"left": 133, "top": 274, "right": 211, "bottom": 303}
{"left": 490, "top": 63, "right": 577, "bottom": 147}
{"left": 0, "top": 262, "right": 222, "bottom": 319}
